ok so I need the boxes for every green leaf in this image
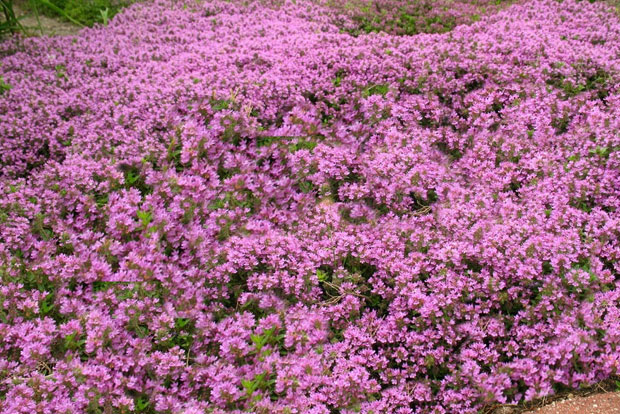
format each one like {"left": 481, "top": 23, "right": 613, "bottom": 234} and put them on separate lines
{"left": 211, "top": 98, "right": 232, "bottom": 111}
{"left": 99, "top": 7, "right": 109, "bottom": 25}
{"left": 135, "top": 395, "right": 150, "bottom": 412}
{"left": 34, "top": 0, "right": 85, "bottom": 26}
{"left": 589, "top": 146, "right": 610, "bottom": 159}
{"left": 137, "top": 210, "right": 152, "bottom": 227}
{"left": 362, "top": 84, "right": 389, "bottom": 97}
{"left": 95, "top": 193, "right": 108, "bottom": 208}
{"left": 298, "top": 180, "right": 314, "bottom": 193}
{"left": 317, "top": 269, "right": 328, "bottom": 282}
{"left": 174, "top": 317, "right": 190, "bottom": 329}
{"left": 291, "top": 139, "right": 317, "bottom": 152}
{"left": 241, "top": 379, "right": 252, "bottom": 390}
{"left": 40, "top": 293, "right": 55, "bottom": 316}
{"left": 126, "top": 170, "right": 139, "bottom": 184}
{"left": 250, "top": 333, "right": 262, "bottom": 346}
{"left": 0, "top": 77, "right": 12, "bottom": 94}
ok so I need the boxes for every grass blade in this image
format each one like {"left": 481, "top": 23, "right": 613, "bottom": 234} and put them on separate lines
{"left": 32, "top": 0, "right": 85, "bottom": 27}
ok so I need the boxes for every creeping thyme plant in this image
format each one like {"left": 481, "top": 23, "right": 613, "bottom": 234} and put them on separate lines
{"left": 0, "top": 0, "right": 619, "bottom": 413}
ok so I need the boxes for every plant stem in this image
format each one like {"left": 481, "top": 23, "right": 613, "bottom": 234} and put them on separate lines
{"left": 30, "top": 0, "right": 44, "bottom": 35}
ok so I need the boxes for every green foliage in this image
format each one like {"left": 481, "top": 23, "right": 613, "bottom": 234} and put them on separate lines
{"left": 86, "top": 391, "right": 104, "bottom": 414}
{"left": 250, "top": 326, "right": 284, "bottom": 361}
{"left": 32, "top": 212, "right": 54, "bottom": 241}
{"left": 4, "top": 268, "right": 52, "bottom": 291}
{"left": 166, "top": 135, "right": 184, "bottom": 169}
{"left": 316, "top": 269, "right": 329, "bottom": 283}
{"left": 216, "top": 164, "right": 240, "bottom": 181}
{"left": 135, "top": 396, "right": 150, "bottom": 412}
{"left": 589, "top": 145, "right": 619, "bottom": 160}
{"left": 35, "top": 0, "right": 129, "bottom": 27}
{"left": 344, "top": 0, "right": 515, "bottom": 36}
{"left": 297, "top": 180, "right": 314, "bottom": 193}
{"left": 350, "top": 7, "right": 455, "bottom": 36}
{"left": 551, "top": 114, "right": 571, "bottom": 135}
{"left": 207, "top": 189, "right": 260, "bottom": 215}
{"left": 435, "top": 141, "right": 464, "bottom": 160}
{"left": 0, "top": 76, "right": 12, "bottom": 94}
{"left": 172, "top": 317, "right": 195, "bottom": 351}
{"left": 290, "top": 139, "right": 317, "bottom": 152}
{"left": 136, "top": 209, "right": 154, "bottom": 232}
{"left": 570, "top": 194, "right": 595, "bottom": 213}
{"left": 121, "top": 164, "right": 152, "bottom": 195}
{"left": 40, "top": 291, "right": 56, "bottom": 316}
{"left": 0, "top": 0, "right": 24, "bottom": 37}
{"left": 241, "top": 371, "right": 276, "bottom": 402}
{"left": 99, "top": 6, "right": 108, "bottom": 25}
{"left": 256, "top": 135, "right": 284, "bottom": 147}
{"left": 409, "top": 188, "right": 439, "bottom": 210}
{"left": 29, "top": 0, "right": 83, "bottom": 26}
{"left": 0, "top": 0, "right": 133, "bottom": 37}
{"left": 0, "top": 268, "right": 70, "bottom": 323}
{"left": 546, "top": 63, "right": 612, "bottom": 101}
{"left": 94, "top": 192, "right": 109, "bottom": 208}
{"left": 216, "top": 218, "right": 232, "bottom": 241}
{"left": 63, "top": 331, "right": 86, "bottom": 352}
{"left": 93, "top": 280, "right": 118, "bottom": 292}
{"left": 211, "top": 98, "right": 233, "bottom": 111}
{"left": 133, "top": 393, "right": 154, "bottom": 413}
{"left": 155, "top": 317, "right": 195, "bottom": 352}
{"left": 362, "top": 84, "right": 389, "bottom": 98}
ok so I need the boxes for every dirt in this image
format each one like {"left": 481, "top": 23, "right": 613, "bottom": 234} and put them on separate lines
{"left": 13, "top": 2, "right": 81, "bottom": 37}
{"left": 525, "top": 392, "right": 620, "bottom": 414}
{"left": 485, "top": 379, "right": 620, "bottom": 414}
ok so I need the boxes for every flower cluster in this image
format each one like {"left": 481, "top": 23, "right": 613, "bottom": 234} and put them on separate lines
{"left": 322, "top": 0, "right": 511, "bottom": 35}
{"left": 1, "top": 0, "right": 619, "bottom": 413}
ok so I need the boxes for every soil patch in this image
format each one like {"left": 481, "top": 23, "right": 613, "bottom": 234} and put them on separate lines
{"left": 13, "top": 1, "right": 80, "bottom": 36}
{"left": 484, "top": 379, "right": 620, "bottom": 414}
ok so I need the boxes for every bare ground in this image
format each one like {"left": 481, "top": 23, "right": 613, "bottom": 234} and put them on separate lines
{"left": 485, "top": 378, "right": 620, "bottom": 414}
{"left": 526, "top": 392, "right": 620, "bottom": 414}
{"left": 13, "top": 1, "right": 80, "bottom": 37}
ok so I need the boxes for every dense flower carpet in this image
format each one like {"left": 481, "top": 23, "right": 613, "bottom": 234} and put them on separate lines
{"left": 0, "top": 0, "right": 619, "bottom": 412}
